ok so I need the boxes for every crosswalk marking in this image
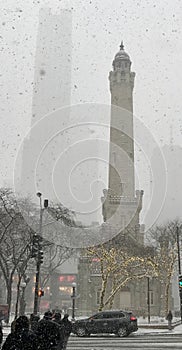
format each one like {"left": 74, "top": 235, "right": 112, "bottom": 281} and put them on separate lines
{"left": 66, "top": 334, "right": 182, "bottom": 350}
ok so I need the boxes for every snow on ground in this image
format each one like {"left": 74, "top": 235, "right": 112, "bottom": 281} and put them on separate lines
{"left": 137, "top": 324, "right": 182, "bottom": 335}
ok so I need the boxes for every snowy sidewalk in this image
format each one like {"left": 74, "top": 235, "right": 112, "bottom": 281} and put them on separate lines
{"left": 137, "top": 317, "right": 182, "bottom": 335}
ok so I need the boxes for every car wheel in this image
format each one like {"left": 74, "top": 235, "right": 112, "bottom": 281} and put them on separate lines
{"left": 117, "top": 326, "right": 128, "bottom": 337}
{"left": 76, "top": 327, "right": 86, "bottom": 337}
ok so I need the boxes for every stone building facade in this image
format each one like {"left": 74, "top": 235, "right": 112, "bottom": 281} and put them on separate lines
{"left": 77, "top": 255, "right": 172, "bottom": 317}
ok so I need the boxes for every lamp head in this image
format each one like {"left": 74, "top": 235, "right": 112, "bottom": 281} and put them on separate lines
{"left": 36, "top": 192, "right": 42, "bottom": 198}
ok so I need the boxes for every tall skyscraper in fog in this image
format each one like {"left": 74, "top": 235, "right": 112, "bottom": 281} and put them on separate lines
{"left": 31, "top": 8, "right": 72, "bottom": 125}
{"left": 20, "top": 8, "right": 72, "bottom": 196}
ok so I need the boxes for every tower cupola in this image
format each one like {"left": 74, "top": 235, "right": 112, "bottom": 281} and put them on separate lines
{"left": 112, "top": 41, "right": 131, "bottom": 71}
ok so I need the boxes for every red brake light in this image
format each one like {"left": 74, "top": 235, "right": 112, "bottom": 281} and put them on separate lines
{"left": 130, "top": 316, "right": 136, "bottom": 321}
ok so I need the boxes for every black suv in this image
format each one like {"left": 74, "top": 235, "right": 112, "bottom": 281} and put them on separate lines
{"left": 72, "top": 310, "right": 138, "bottom": 337}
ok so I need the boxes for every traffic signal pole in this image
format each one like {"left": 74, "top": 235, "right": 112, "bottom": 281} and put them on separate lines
{"left": 33, "top": 204, "right": 43, "bottom": 315}
{"left": 33, "top": 194, "right": 47, "bottom": 315}
{"left": 176, "top": 225, "right": 182, "bottom": 323}
{"left": 33, "top": 260, "right": 41, "bottom": 315}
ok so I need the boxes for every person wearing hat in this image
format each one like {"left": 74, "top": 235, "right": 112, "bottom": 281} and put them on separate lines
{"left": 53, "top": 312, "right": 64, "bottom": 350}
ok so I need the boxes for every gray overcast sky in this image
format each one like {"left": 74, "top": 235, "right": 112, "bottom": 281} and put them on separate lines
{"left": 0, "top": 0, "right": 182, "bottom": 192}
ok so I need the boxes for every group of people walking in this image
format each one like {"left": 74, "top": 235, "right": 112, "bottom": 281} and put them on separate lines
{"left": 0, "top": 310, "right": 72, "bottom": 350}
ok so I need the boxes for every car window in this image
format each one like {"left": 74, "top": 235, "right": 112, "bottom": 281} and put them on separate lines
{"left": 102, "top": 313, "right": 120, "bottom": 319}
{"left": 102, "top": 313, "right": 112, "bottom": 319}
{"left": 91, "top": 313, "right": 103, "bottom": 319}
{"left": 110, "top": 313, "right": 119, "bottom": 318}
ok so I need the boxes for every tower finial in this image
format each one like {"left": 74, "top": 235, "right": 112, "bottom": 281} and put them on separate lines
{"left": 120, "top": 41, "right": 124, "bottom": 50}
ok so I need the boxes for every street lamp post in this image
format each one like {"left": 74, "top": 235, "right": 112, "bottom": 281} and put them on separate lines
{"left": 33, "top": 193, "right": 48, "bottom": 315}
{"left": 19, "top": 275, "right": 30, "bottom": 316}
{"left": 71, "top": 282, "right": 76, "bottom": 321}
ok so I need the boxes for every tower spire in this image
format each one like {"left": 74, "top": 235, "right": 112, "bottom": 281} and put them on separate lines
{"left": 120, "top": 41, "right": 124, "bottom": 50}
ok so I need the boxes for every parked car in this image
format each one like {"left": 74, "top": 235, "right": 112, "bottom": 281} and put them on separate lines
{"left": 72, "top": 310, "right": 138, "bottom": 337}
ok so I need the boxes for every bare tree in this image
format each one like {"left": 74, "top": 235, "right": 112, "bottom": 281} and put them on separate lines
{"left": 41, "top": 244, "right": 75, "bottom": 288}
{"left": 47, "top": 202, "right": 75, "bottom": 227}
{"left": 39, "top": 202, "right": 76, "bottom": 287}
{"left": 0, "top": 189, "right": 76, "bottom": 320}
{"left": 0, "top": 188, "right": 33, "bottom": 321}
{"left": 147, "top": 220, "right": 180, "bottom": 316}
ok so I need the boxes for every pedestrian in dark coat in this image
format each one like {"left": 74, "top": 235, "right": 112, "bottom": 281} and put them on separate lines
{"left": 30, "top": 314, "right": 40, "bottom": 332}
{"left": 61, "top": 314, "right": 72, "bottom": 350}
{"left": 0, "top": 321, "right": 3, "bottom": 346}
{"left": 53, "top": 312, "right": 64, "bottom": 350}
{"left": 53, "top": 312, "right": 62, "bottom": 324}
{"left": 166, "top": 310, "right": 173, "bottom": 330}
{"left": 2, "top": 315, "right": 38, "bottom": 350}
{"left": 36, "top": 311, "right": 61, "bottom": 349}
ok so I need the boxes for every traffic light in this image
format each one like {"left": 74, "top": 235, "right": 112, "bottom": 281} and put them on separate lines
{"left": 44, "top": 199, "right": 48, "bottom": 208}
{"left": 179, "top": 275, "right": 182, "bottom": 290}
{"left": 31, "top": 234, "right": 40, "bottom": 258}
{"left": 37, "top": 289, "right": 44, "bottom": 297}
{"left": 38, "top": 250, "right": 44, "bottom": 264}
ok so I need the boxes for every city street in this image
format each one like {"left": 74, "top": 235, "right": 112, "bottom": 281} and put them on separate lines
{"left": 2, "top": 326, "right": 182, "bottom": 349}
{"left": 1, "top": 1, "right": 182, "bottom": 349}
{"left": 66, "top": 333, "right": 182, "bottom": 350}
